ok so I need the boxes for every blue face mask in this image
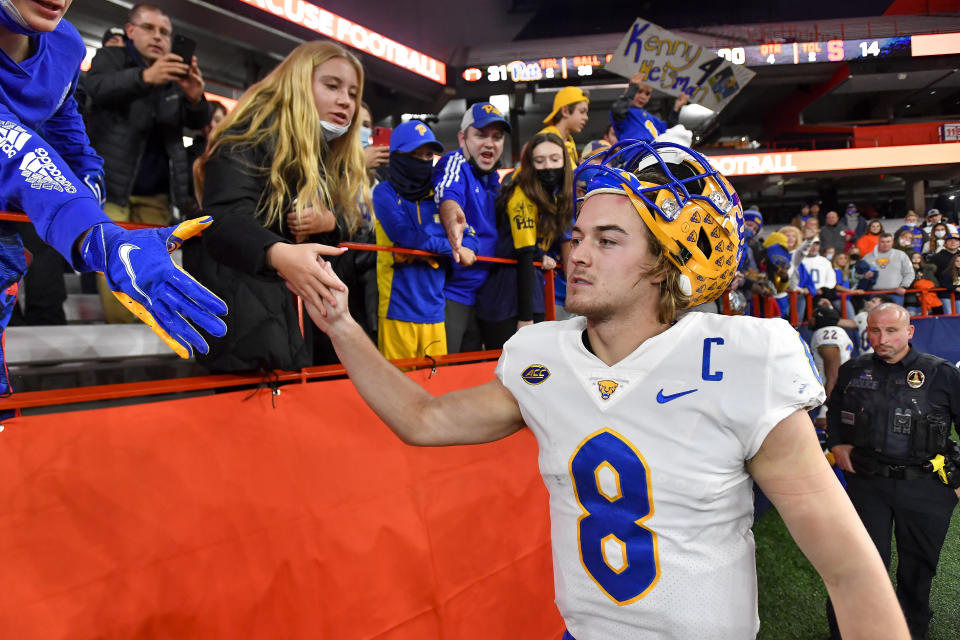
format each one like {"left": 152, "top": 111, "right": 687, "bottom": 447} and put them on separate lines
{"left": 743, "top": 228, "right": 755, "bottom": 240}
{"left": 359, "top": 126, "right": 372, "bottom": 148}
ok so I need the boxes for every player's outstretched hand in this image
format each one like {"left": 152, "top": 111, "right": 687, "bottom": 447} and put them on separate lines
{"left": 78, "top": 217, "right": 228, "bottom": 358}
{"left": 267, "top": 242, "right": 347, "bottom": 315}
{"left": 301, "top": 261, "right": 353, "bottom": 335}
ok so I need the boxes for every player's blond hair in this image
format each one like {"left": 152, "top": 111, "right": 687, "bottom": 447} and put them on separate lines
{"left": 639, "top": 222, "right": 692, "bottom": 324}
{"left": 195, "top": 41, "right": 367, "bottom": 234}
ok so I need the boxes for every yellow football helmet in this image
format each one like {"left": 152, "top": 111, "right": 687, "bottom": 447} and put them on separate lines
{"left": 576, "top": 140, "right": 744, "bottom": 307}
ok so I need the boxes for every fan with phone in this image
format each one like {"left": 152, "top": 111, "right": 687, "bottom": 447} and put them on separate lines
{"left": 171, "top": 34, "right": 196, "bottom": 76}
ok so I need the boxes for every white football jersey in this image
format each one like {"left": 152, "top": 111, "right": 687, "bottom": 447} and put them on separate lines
{"left": 810, "top": 325, "right": 854, "bottom": 382}
{"left": 496, "top": 312, "right": 824, "bottom": 640}
{"left": 854, "top": 311, "right": 873, "bottom": 354}
{"left": 801, "top": 255, "right": 837, "bottom": 289}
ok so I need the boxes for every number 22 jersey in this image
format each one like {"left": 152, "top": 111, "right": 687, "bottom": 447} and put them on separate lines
{"left": 495, "top": 312, "right": 825, "bottom": 640}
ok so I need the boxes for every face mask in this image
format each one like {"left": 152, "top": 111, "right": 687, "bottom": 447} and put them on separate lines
{"left": 359, "top": 126, "right": 372, "bottom": 148}
{"left": 905, "top": 221, "right": 918, "bottom": 228}
{"left": 743, "top": 228, "right": 755, "bottom": 240}
{"left": 387, "top": 151, "right": 434, "bottom": 201}
{"left": 899, "top": 239, "right": 912, "bottom": 247}
{"left": 536, "top": 168, "right": 564, "bottom": 190}
{"left": 320, "top": 120, "right": 350, "bottom": 142}
{"left": 824, "top": 251, "right": 835, "bottom": 260}
{"left": 936, "top": 230, "right": 946, "bottom": 238}
{"left": 0, "top": 0, "right": 40, "bottom": 35}
{"left": 466, "top": 154, "right": 499, "bottom": 177}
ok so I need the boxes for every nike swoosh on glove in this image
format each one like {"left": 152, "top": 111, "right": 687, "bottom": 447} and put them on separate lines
{"left": 78, "top": 217, "right": 228, "bottom": 358}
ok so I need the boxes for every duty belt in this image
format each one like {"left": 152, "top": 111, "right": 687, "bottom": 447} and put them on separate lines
{"left": 852, "top": 452, "right": 928, "bottom": 480}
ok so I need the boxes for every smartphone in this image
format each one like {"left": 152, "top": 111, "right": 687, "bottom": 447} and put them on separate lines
{"left": 371, "top": 126, "right": 392, "bottom": 147}
{"left": 171, "top": 34, "right": 196, "bottom": 74}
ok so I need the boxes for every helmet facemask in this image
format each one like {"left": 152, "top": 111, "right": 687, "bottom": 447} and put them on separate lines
{"left": 575, "top": 140, "right": 744, "bottom": 309}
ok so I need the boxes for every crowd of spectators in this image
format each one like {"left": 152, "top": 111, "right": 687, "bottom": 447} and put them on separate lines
{"left": 738, "top": 202, "right": 960, "bottom": 322}
{"left": 13, "top": 2, "right": 960, "bottom": 374}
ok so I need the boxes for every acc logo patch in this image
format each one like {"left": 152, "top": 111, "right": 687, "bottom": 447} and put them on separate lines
{"left": 597, "top": 380, "right": 619, "bottom": 400}
{"left": 907, "top": 370, "right": 925, "bottom": 388}
{"left": 521, "top": 364, "right": 550, "bottom": 385}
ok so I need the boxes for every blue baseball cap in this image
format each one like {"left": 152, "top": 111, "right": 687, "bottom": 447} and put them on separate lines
{"left": 460, "top": 102, "right": 511, "bottom": 133}
{"left": 389, "top": 120, "right": 443, "bottom": 154}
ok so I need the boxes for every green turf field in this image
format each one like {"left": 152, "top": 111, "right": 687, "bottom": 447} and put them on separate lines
{"left": 755, "top": 506, "right": 960, "bottom": 639}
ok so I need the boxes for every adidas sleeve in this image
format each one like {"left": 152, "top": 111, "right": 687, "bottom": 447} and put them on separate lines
{"left": 38, "top": 72, "right": 104, "bottom": 181}
{"left": 432, "top": 152, "right": 467, "bottom": 209}
{"left": 0, "top": 104, "right": 110, "bottom": 268}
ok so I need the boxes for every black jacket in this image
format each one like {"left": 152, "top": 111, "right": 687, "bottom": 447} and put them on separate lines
{"left": 82, "top": 43, "right": 209, "bottom": 215}
{"left": 183, "top": 139, "right": 375, "bottom": 372}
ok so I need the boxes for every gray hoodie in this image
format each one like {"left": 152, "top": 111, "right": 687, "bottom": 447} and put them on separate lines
{"left": 863, "top": 247, "right": 914, "bottom": 290}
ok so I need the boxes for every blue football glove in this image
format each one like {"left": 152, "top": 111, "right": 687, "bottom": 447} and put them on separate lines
{"left": 83, "top": 171, "right": 106, "bottom": 207}
{"left": 78, "top": 217, "right": 228, "bottom": 358}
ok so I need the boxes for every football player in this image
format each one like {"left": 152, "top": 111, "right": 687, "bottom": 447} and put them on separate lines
{"left": 305, "top": 141, "right": 908, "bottom": 639}
{"left": 810, "top": 301, "right": 855, "bottom": 397}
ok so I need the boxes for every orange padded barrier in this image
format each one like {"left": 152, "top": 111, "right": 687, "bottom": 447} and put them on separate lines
{"left": 0, "top": 362, "right": 563, "bottom": 639}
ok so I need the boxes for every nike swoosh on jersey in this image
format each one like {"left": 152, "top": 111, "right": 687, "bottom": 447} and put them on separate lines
{"left": 118, "top": 243, "right": 152, "bottom": 305}
{"left": 656, "top": 388, "right": 698, "bottom": 403}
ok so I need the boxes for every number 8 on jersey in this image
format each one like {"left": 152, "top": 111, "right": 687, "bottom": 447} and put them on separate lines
{"left": 569, "top": 429, "right": 660, "bottom": 605}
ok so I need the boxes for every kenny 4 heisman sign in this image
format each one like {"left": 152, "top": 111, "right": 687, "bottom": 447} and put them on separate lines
{"left": 606, "top": 18, "right": 756, "bottom": 112}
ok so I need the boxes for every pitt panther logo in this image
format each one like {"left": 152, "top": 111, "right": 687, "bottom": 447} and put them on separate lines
{"left": 415, "top": 123, "right": 428, "bottom": 136}
{"left": 521, "top": 364, "right": 550, "bottom": 385}
{"left": 482, "top": 104, "right": 503, "bottom": 116}
{"left": 597, "top": 380, "right": 619, "bottom": 400}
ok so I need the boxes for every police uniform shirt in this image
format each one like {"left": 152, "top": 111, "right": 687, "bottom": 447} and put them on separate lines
{"left": 810, "top": 325, "right": 854, "bottom": 383}
{"left": 826, "top": 346, "right": 960, "bottom": 462}
{"left": 496, "top": 313, "right": 824, "bottom": 640}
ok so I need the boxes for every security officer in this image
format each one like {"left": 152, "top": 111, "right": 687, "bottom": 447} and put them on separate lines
{"left": 825, "top": 303, "right": 960, "bottom": 640}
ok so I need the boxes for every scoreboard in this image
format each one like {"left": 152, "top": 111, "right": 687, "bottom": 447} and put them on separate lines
{"left": 461, "top": 34, "right": 926, "bottom": 85}
{"left": 716, "top": 36, "right": 912, "bottom": 66}
{"left": 462, "top": 54, "right": 613, "bottom": 84}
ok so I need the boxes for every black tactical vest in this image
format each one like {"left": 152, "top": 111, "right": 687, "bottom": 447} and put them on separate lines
{"left": 836, "top": 353, "right": 952, "bottom": 460}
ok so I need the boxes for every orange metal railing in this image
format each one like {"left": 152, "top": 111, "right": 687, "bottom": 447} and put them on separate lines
{"left": 3, "top": 209, "right": 955, "bottom": 411}
{"left": 0, "top": 215, "right": 556, "bottom": 411}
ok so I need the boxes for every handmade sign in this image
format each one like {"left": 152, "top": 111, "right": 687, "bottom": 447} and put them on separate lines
{"left": 606, "top": 18, "right": 756, "bottom": 111}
